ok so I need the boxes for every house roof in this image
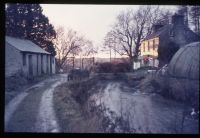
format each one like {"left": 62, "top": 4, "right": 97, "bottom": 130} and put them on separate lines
{"left": 6, "top": 36, "right": 50, "bottom": 54}
{"left": 144, "top": 24, "right": 172, "bottom": 40}
{"left": 144, "top": 24, "right": 200, "bottom": 41}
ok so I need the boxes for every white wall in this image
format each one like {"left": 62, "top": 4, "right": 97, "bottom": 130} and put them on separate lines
{"left": 32, "top": 54, "right": 37, "bottom": 77}
{"left": 37, "top": 54, "right": 42, "bottom": 76}
{"left": 154, "top": 59, "right": 159, "bottom": 67}
{"left": 133, "top": 62, "right": 141, "bottom": 70}
{"left": 6, "top": 42, "right": 56, "bottom": 78}
{"left": 51, "top": 56, "right": 56, "bottom": 74}
{"left": 5, "top": 42, "right": 22, "bottom": 77}
{"left": 42, "top": 54, "right": 47, "bottom": 74}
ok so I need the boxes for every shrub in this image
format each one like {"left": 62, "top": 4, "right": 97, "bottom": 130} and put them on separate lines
{"left": 68, "top": 78, "right": 98, "bottom": 105}
{"left": 113, "top": 62, "right": 131, "bottom": 73}
{"left": 96, "top": 62, "right": 131, "bottom": 73}
{"left": 96, "top": 62, "right": 114, "bottom": 73}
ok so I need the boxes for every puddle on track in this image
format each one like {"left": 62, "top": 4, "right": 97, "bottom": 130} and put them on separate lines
{"left": 89, "top": 82, "right": 199, "bottom": 133}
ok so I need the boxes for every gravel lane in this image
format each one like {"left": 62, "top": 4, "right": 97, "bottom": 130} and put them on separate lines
{"left": 5, "top": 74, "right": 68, "bottom": 132}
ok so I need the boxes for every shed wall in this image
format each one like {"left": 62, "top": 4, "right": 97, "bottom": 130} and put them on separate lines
{"left": 5, "top": 42, "right": 22, "bottom": 77}
{"left": 6, "top": 42, "right": 56, "bottom": 78}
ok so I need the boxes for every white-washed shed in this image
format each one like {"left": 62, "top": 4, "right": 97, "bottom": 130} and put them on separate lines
{"left": 5, "top": 36, "right": 56, "bottom": 78}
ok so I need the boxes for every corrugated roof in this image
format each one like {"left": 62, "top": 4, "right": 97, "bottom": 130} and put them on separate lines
{"left": 6, "top": 36, "right": 50, "bottom": 54}
{"left": 168, "top": 42, "right": 200, "bottom": 80}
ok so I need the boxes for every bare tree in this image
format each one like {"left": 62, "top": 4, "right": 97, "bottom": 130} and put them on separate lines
{"left": 81, "top": 40, "right": 97, "bottom": 57}
{"left": 189, "top": 6, "right": 200, "bottom": 35}
{"left": 80, "top": 40, "right": 98, "bottom": 69}
{"left": 54, "top": 26, "right": 89, "bottom": 70}
{"left": 104, "top": 6, "right": 173, "bottom": 67}
{"left": 107, "top": 9, "right": 135, "bottom": 66}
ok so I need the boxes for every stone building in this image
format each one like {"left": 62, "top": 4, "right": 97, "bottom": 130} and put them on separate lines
{"left": 140, "top": 14, "right": 200, "bottom": 67}
{"left": 5, "top": 36, "right": 55, "bottom": 78}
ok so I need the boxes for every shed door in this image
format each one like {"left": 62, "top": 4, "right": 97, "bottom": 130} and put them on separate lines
{"left": 37, "top": 54, "right": 39, "bottom": 75}
{"left": 46, "top": 55, "right": 49, "bottom": 74}
{"left": 50, "top": 56, "right": 52, "bottom": 74}
{"left": 28, "top": 55, "right": 33, "bottom": 76}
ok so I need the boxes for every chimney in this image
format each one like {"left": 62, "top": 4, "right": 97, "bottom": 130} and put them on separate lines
{"left": 152, "top": 24, "right": 163, "bottom": 33}
{"left": 172, "top": 14, "right": 184, "bottom": 26}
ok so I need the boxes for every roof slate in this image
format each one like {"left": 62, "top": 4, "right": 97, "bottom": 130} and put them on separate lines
{"left": 144, "top": 24, "right": 172, "bottom": 40}
{"left": 6, "top": 36, "right": 50, "bottom": 54}
{"left": 144, "top": 24, "right": 200, "bottom": 41}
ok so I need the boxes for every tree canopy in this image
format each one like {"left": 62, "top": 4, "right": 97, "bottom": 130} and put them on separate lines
{"left": 189, "top": 6, "right": 200, "bottom": 35}
{"left": 5, "top": 4, "right": 56, "bottom": 55}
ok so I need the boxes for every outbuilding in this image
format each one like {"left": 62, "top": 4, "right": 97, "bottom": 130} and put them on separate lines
{"left": 155, "top": 42, "right": 199, "bottom": 110}
{"left": 5, "top": 36, "right": 56, "bottom": 78}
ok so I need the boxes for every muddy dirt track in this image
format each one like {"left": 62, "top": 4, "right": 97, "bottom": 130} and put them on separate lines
{"left": 4, "top": 73, "right": 199, "bottom": 133}
{"left": 90, "top": 81, "right": 199, "bottom": 133}
{"left": 5, "top": 74, "right": 68, "bottom": 132}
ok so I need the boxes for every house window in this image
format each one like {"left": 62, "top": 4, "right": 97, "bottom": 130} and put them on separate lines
{"left": 155, "top": 37, "right": 159, "bottom": 45}
{"left": 143, "top": 43, "right": 145, "bottom": 52}
{"left": 148, "top": 41, "right": 150, "bottom": 51}
{"left": 22, "top": 53, "right": 26, "bottom": 66}
{"left": 153, "top": 40, "right": 155, "bottom": 50}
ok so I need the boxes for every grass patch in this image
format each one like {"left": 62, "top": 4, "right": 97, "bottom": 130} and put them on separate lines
{"left": 53, "top": 77, "right": 106, "bottom": 132}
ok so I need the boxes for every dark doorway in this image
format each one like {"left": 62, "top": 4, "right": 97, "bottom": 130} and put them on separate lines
{"left": 41, "top": 54, "right": 43, "bottom": 74}
{"left": 50, "top": 56, "right": 52, "bottom": 74}
{"left": 28, "top": 55, "right": 33, "bottom": 76}
{"left": 37, "top": 54, "right": 39, "bottom": 75}
{"left": 47, "top": 55, "right": 49, "bottom": 74}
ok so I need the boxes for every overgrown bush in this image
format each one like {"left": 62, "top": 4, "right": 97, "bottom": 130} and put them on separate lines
{"left": 96, "top": 62, "right": 131, "bottom": 73}
{"left": 5, "top": 70, "right": 28, "bottom": 91}
{"left": 113, "top": 62, "right": 131, "bottom": 73}
{"left": 68, "top": 78, "right": 99, "bottom": 105}
{"left": 96, "top": 62, "right": 114, "bottom": 73}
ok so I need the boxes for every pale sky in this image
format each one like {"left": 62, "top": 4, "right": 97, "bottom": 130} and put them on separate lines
{"left": 41, "top": 4, "right": 177, "bottom": 58}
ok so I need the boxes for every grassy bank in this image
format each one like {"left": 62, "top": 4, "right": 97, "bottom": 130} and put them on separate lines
{"left": 53, "top": 77, "right": 108, "bottom": 132}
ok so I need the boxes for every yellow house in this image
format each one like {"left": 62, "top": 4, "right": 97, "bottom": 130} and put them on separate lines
{"left": 139, "top": 37, "right": 159, "bottom": 67}
{"left": 139, "top": 14, "right": 200, "bottom": 67}
{"left": 140, "top": 37, "right": 159, "bottom": 57}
